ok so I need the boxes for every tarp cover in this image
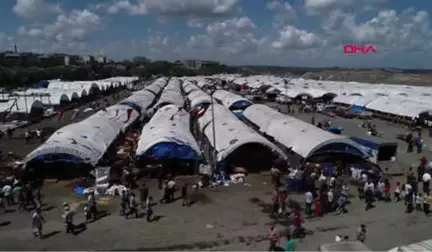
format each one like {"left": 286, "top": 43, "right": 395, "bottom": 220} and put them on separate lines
{"left": 136, "top": 104, "right": 200, "bottom": 160}
{"left": 198, "top": 104, "right": 287, "bottom": 162}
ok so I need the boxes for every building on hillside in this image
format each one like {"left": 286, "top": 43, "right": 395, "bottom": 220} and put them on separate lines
{"left": 183, "top": 59, "right": 220, "bottom": 70}
{"left": 95, "top": 55, "right": 106, "bottom": 64}
{"left": 64, "top": 56, "right": 70, "bottom": 66}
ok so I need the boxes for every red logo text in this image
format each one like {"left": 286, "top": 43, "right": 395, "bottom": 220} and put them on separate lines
{"left": 344, "top": 44, "right": 376, "bottom": 54}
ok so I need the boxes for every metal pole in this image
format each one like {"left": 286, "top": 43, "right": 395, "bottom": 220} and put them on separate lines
{"left": 284, "top": 81, "right": 289, "bottom": 113}
{"left": 210, "top": 90, "right": 217, "bottom": 172}
{"left": 24, "top": 91, "right": 28, "bottom": 114}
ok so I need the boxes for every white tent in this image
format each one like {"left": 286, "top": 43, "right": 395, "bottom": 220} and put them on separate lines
{"left": 154, "top": 78, "right": 185, "bottom": 109}
{"left": 25, "top": 104, "right": 140, "bottom": 166}
{"left": 188, "top": 89, "right": 212, "bottom": 109}
{"left": 198, "top": 104, "right": 287, "bottom": 162}
{"left": 135, "top": 104, "right": 200, "bottom": 160}
{"left": 243, "top": 104, "right": 366, "bottom": 159}
{"left": 212, "top": 90, "right": 252, "bottom": 109}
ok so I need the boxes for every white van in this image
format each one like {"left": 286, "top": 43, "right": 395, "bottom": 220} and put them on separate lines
{"left": 388, "top": 239, "right": 432, "bottom": 252}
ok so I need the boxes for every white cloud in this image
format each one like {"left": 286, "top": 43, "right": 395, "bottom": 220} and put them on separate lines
{"left": 13, "top": 0, "right": 62, "bottom": 19}
{"left": 272, "top": 25, "right": 324, "bottom": 50}
{"left": 266, "top": 1, "right": 296, "bottom": 28}
{"left": 323, "top": 8, "right": 432, "bottom": 52}
{"left": 16, "top": 9, "right": 102, "bottom": 54}
{"left": 187, "top": 17, "right": 261, "bottom": 55}
{"left": 97, "top": 0, "right": 239, "bottom": 17}
{"left": 187, "top": 18, "right": 204, "bottom": 28}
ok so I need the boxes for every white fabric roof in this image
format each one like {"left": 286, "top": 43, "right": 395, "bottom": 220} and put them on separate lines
{"left": 243, "top": 104, "right": 367, "bottom": 158}
{"left": 198, "top": 104, "right": 287, "bottom": 162}
{"left": 188, "top": 89, "right": 212, "bottom": 108}
{"left": 183, "top": 81, "right": 201, "bottom": 94}
{"left": 212, "top": 90, "right": 251, "bottom": 109}
{"left": 154, "top": 78, "right": 184, "bottom": 108}
{"left": 366, "top": 96, "right": 432, "bottom": 118}
{"left": 135, "top": 104, "right": 200, "bottom": 157}
{"left": 0, "top": 97, "right": 44, "bottom": 114}
{"left": 25, "top": 104, "right": 139, "bottom": 166}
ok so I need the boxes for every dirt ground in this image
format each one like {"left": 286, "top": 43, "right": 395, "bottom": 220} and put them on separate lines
{"left": 1, "top": 173, "right": 432, "bottom": 251}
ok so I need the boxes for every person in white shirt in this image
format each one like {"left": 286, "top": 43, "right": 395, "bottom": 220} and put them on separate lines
{"left": 416, "top": 193, "right": 424, "bottom": 211}
{"left": 376, "top": 179, "right": 385, "bottom": 200}
{"left": 363, "top": 181, "right": 375, "bottom": 193}
{"left": 32, "top": 208, "right": 45, "bottom": 238}
{"left": 305, "top": 191, "right": 313, "bottom": 215}
{"left": 2, "top": 184, "right": 12, "bottom": 205}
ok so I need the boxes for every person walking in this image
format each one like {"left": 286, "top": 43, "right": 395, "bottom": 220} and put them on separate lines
{"left": 63, "top": 205, "right": 74, "bottom": 234}
{"left": 146, "top": 196, "right": 154, "bottom": 222}
{"left": 125, "top": 193, "right": 139, "bottom": 219}
{"left": 285, "top": 233, "right": 295, "bottom": 251}
{"left": 32, "top": 207, "right": 45, "bottom": 239}
{"left": 268, "top": 225, "right": 279, "bottom": 251}
{"left": 139, "top": 184, "right": 149, "bottom": 210}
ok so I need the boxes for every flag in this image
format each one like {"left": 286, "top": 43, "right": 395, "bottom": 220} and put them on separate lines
{"left": 123, "top": 108, "right": 133, "bottom": 123}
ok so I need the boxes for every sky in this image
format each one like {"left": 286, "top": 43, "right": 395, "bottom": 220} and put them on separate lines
{"left": 0, "top": 0, "right": 431, "bottom": 68}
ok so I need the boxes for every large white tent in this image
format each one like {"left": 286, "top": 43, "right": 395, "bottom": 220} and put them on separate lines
{"left": 243, "top": 104, "right": 367, "bottom": 159}
{"left": 198, "top": 104, "right": 287, "bottom": 162}
{"left": 154, "top": 78, "right": 185, "bottom": 109}
{"left": 212, "top": 90, "right": 252, "bottom": 110}
{"left": 25, "top": 103, "right": 141, "bottom": 166}
{"left": 136, "top": 104, "right": 200, "bottom": 160}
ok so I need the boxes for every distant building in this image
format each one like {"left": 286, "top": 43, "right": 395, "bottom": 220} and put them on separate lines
{"left": 81, "top": 55, "right": 91, "bottom": 63}
{"left": 64, "top": 56, "right": 70, "bottom": 66}
{"left": 95, "top": 55, "right": 106, "bottom": 64}
{"left": 183, "top": 59, "right": 220, "bottom": 70}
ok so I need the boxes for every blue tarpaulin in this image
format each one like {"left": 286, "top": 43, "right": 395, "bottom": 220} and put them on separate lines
{"left": 328, "top": 126, "right": 344, "bottom": 133}
{"left": 233, "top": 111, "right": 244, "bottom": 120}
{"left": 34, "top": 154, "right": 86, "bottom": 164}
{"left": 229, "top": 100, "right": 253, "bottom": 110}
{"left": 143, "top": 142, "right": 198, "bottom": 160}
{"left": 119, "top": 101, "right": 142, "bottom": 113}
{"left": 35, "top": 80, "right": 49, "bottom": 88}
{"left": 349, "top": 105, "right": 364, "bottom": 113}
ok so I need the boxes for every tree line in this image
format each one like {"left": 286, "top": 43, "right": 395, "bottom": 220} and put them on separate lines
{"left": 0, "top": 61, "right": 240, "bottom": 90}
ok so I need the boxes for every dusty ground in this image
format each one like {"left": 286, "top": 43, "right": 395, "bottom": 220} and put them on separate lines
{"left": 0, "top": 99, "right": 431, "bottom": 250}
{"left": 1, "top": 173, "right": 431, "bottom": 251}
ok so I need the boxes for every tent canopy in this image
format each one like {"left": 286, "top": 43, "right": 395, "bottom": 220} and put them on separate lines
{"left": 243, "top": 104, "right": 367, "bottom": 159}
{"left": 136, "top": 104, "right": 200, "bottom": 160}
{"left": 198, "top": 104, "right": 287, "bottom": 162}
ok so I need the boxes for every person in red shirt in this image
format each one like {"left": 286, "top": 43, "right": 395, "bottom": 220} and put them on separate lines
{"left": 290, "top": 209, "right": 302, "bottom": 235}
{"left": 384, "top": 179, "right": 391, "bottom": 201}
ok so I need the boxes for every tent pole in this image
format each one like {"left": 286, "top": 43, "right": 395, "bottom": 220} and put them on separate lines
{"left": 211, "top": 89, "right": 217, "bottom": 173}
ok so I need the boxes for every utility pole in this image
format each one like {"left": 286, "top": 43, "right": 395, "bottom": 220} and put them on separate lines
{"left": 210, "top": 87, "right": 217, "bottom": 173}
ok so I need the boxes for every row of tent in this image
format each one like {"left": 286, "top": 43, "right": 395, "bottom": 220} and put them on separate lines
{"left": 212, "top": 74, "right": 432, "bottom": 119}
{"left": 24, "top": 76, "right": 370, "bottom": 170}
{"left": 0, "top": 77, "right": 138, "bottom": 114}
{"left": 24, "top": 77, "right": 165, "bottom": 166}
